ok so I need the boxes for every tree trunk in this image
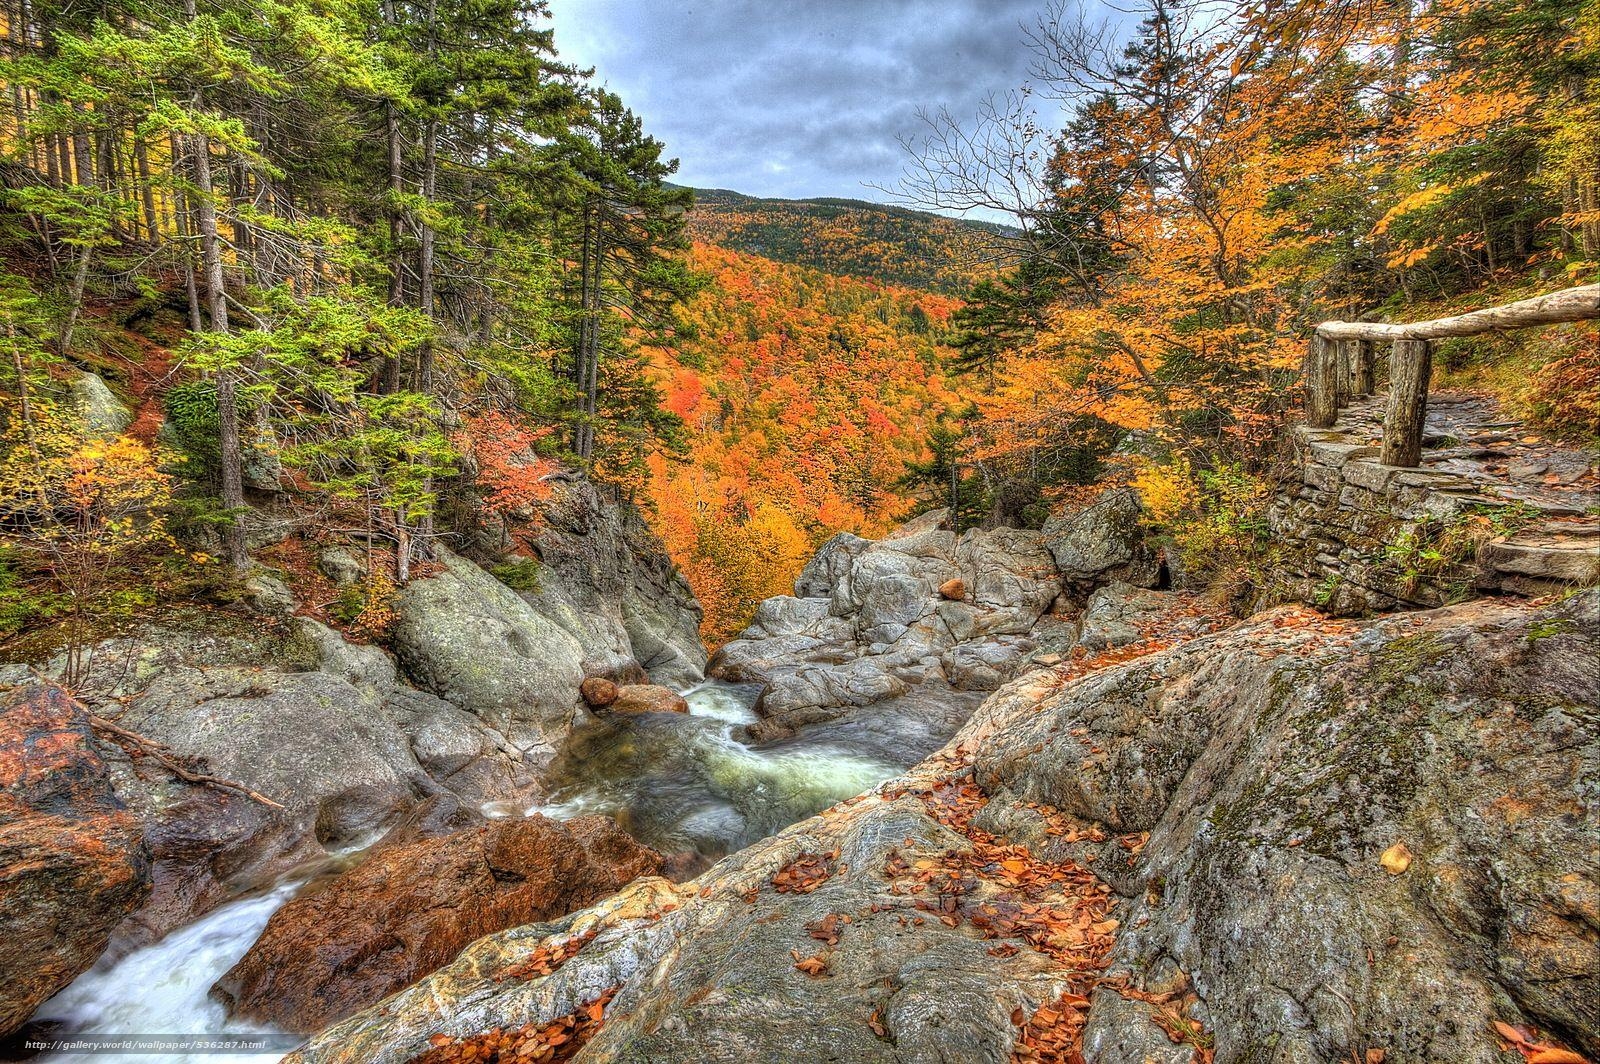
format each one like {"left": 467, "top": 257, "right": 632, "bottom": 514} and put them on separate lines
{"left": 1381, "top": 339, "right": 1431, "bottom": 468}
{"left": 1387, "top": 0, "right": 1412, "bottom": 117}
{"left": 381, "top": 97, "right": 405, "bottom": 394}
{"left": 170, "top": 134, "right": 204, "bottom": 333}
{"left": 7, "top": 322, "right": 48, "bottom": 509}
{"left": 70, "top": 103, "right": 92, "bottom": 186}
{"left": 134, "top": 139, "right": 158, "bottom": 241}
{"left": 572, "top": 200, "right": 597, "bottom": 459}
{"left": 58, "top": 245, "right": 91, "bottom": 355}
{"left": 416, "top": 117, "right": 436, "bottom": 393}
{"left": 189, "top": 120, "right": 248, "bottom": 572}
{"left": 11, "top": 85, "right": 31, "bottom": 170}
{"left": 583, "top": 204, "right": 605, "bottom": 460}
{"left": 476, "top": 117, "right": 497, "bottom": 346}
{"left": 229, "top": 152, "right": 253, "bottom": 276}
{"left": 42, "top": 125, "right": 58, "bottom": 184}
{"left": 415, "top": 0, "right": 438, "bottom": 394}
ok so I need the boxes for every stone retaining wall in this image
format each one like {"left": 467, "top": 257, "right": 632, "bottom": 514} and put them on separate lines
{"left": 1267, "top": 395, "right": 1600, "bottom": 615}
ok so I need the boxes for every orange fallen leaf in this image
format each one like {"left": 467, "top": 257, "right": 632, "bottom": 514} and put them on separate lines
{"left": 1494, "top": 1021, "right": 1530, "bottom": 1045}
{"left": 1527, "top": 1050, "right": 1588, "bottom": 1064}
{"left": 793, "top": 953, "right": 829, "bottom": 976}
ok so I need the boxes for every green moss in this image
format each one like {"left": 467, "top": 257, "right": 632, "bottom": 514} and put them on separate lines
{"left": 1525, "top": 618, "right": 1577, "bottom": 642}
{"left": 1205, "top": 651, "right": 1446, "bottom": 859}
{"left": 1368, "top": 632, "right": 1453, "bottom": 686}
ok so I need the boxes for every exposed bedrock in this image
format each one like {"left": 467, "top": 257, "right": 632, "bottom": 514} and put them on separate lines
{"left": 290, "top": 591, "right": 1598, "bottom": 1064}
{"left": 212, "top": 806, "right": 659, "bottom": 1035}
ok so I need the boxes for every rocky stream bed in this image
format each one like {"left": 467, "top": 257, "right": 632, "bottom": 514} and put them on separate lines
{"left": 2, "top": 479, "right": 1596, "bottom": 1064}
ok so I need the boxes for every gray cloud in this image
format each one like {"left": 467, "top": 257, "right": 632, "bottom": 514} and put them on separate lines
{"left": 545, "top": 0, "right": 1046, "bottom": 204}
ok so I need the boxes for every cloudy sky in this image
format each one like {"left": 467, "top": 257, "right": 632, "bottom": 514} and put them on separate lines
{"left": 544, "top": 0, "right": 1049, "bottom": 206}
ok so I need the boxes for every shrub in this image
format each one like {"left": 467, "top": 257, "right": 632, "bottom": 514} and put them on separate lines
{"left": 1133, "top": 455, "right": 1277, "bottom": 605}
{"left": 491, "top": 559, "right": 543, "bottom": 592}
{"left": 1527, "top": 330, "right": 1600, "bottom": 443}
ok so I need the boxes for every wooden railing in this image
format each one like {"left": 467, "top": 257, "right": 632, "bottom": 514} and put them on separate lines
{"left": 1306, "top": 284, "right": 1600, "bottom": 467}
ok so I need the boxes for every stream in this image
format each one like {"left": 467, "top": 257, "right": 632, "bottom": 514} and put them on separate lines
{"left": 18, "top": 681, "right": 908, "bottom": 1061}
{"left": 19, "top": 883, "right": 305, "bottom": 1063}
{"left": 526, "top": 681, "right": 906, "bottom": 863}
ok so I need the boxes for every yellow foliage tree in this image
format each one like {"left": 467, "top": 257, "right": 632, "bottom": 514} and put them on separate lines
{"left": 0, "top": 397, "right": 178, "bottom": 684}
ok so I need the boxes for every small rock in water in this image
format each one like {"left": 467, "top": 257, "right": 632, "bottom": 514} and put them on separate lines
{"left": 580, "top": 677, "right": 619, "bottom": 707}
{"left": 606, "top": 684, "right": 689, "bottom": 715}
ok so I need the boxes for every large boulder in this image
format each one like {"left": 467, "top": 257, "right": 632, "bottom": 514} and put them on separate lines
{"left": 940, "top": 637, "right": 1033, "bottom": 691}
{"left": 1041, "top": 487, "right": 1160, "bottom": 588}
{"left": 392, "top": 549, "right": 587, "bottom": 758}
{"left": 41, "top": 614, "right": 538, "bottom": 942}
{"left": 290, "top": 592, "right": 1599, "bottom": 1064}
{"left": 498, "top": 479, "right": 708, "bottom": 689}
{"left": 972, "top": 591, "right": 1600, "bottom": 1063}
{"left": 956, "top": 527, "right": 1063, "bottom": 633}
{"left": 1076, "top": 582, "right": 1175, "bottom": 651}
{"left": 68, "top": 371, "right": 133, "bottom": 436}
{"left": 754, "top": 658, "right": 912, "bottom": 718}
{"left": 0, "top": 685, "right": 150, "bottom": 1037}
{"left": 212, "top": 812, "right": 660, "bottom": 1035}
{"left": 712, "top": 521, "right": 1067, "bottom": 744}
{"left": 793, "top": 532, "right": 872, "bottom": 599}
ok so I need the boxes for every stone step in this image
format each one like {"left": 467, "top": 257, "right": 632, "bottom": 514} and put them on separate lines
{"left": 1479, "top": 529, "right": 1600, "bottom": 584}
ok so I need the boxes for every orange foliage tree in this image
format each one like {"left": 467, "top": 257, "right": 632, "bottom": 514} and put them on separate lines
{"left": 899, "top": 0, "right": 1595, "bottom": 587}
{"left": 644, "top": 242, "right": 963, "bottom": 643}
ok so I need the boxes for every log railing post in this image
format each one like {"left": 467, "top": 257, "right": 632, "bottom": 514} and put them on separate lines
{"left": 1381, "top": 338, "right": 1432, "bottom": 467}
{"left": 1343, "top": 339, "right": 1375, "bottom": 396}
{"left": 1305, "top": 333, "right": 1339, "bottom": 428}
{"left": 1334, "top": 339, "right": 1352, "bottom": 406}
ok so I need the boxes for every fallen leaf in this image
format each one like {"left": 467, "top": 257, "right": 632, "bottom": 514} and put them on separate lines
{"left": 1495, "top": 1021, "right": 1530, "bottom": 1045}
{"left": 792, "top": 951, "right": 829, "bottom": 976}
{"left": 1380, "top": 843, "right": 1413, "bottom": 875}
{"left": 1527, "top": 1050, "right": 1587, "bottom": 1064}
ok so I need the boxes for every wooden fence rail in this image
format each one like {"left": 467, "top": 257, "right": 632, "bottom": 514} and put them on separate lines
{"left": 1305, "top": 283, "right": 1600, "bottom": 467}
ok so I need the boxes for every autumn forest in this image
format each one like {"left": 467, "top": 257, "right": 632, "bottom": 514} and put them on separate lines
{"left": 1, "top": 0, "right": 1598, "bottom": 1059}
{"left": 0, "top": 0, "right": 1595, "bottom": 650}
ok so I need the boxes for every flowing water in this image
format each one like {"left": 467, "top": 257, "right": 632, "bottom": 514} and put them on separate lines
{"left": 499, "top": 681, "right": 908, "bottom": 864}
{"left": 503, "top": 681, "right": 907, "bottom": 862}
{"left": 19, "top": 882, "right": 305, "bottom": 1063}
{"left": 17, "top": 681, "right": 908, "bottom": 1060}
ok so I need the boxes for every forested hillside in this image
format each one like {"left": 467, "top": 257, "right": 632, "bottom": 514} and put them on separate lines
{"left": 0, "top": 0, "right": 698, "bottom": 652}
{"left": 0, "top": 0, "right": 1595, "bottom": 657}
{"left": 686, "top": 187, "right": 1007, "bottom": 294}
{"left": 645, "top": 241, "right": 962, "bottom": 642}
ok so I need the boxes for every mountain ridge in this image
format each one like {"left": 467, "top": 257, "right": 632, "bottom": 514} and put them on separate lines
{"left": 681, "top": 185, "right": 1013, "bottom": 294}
